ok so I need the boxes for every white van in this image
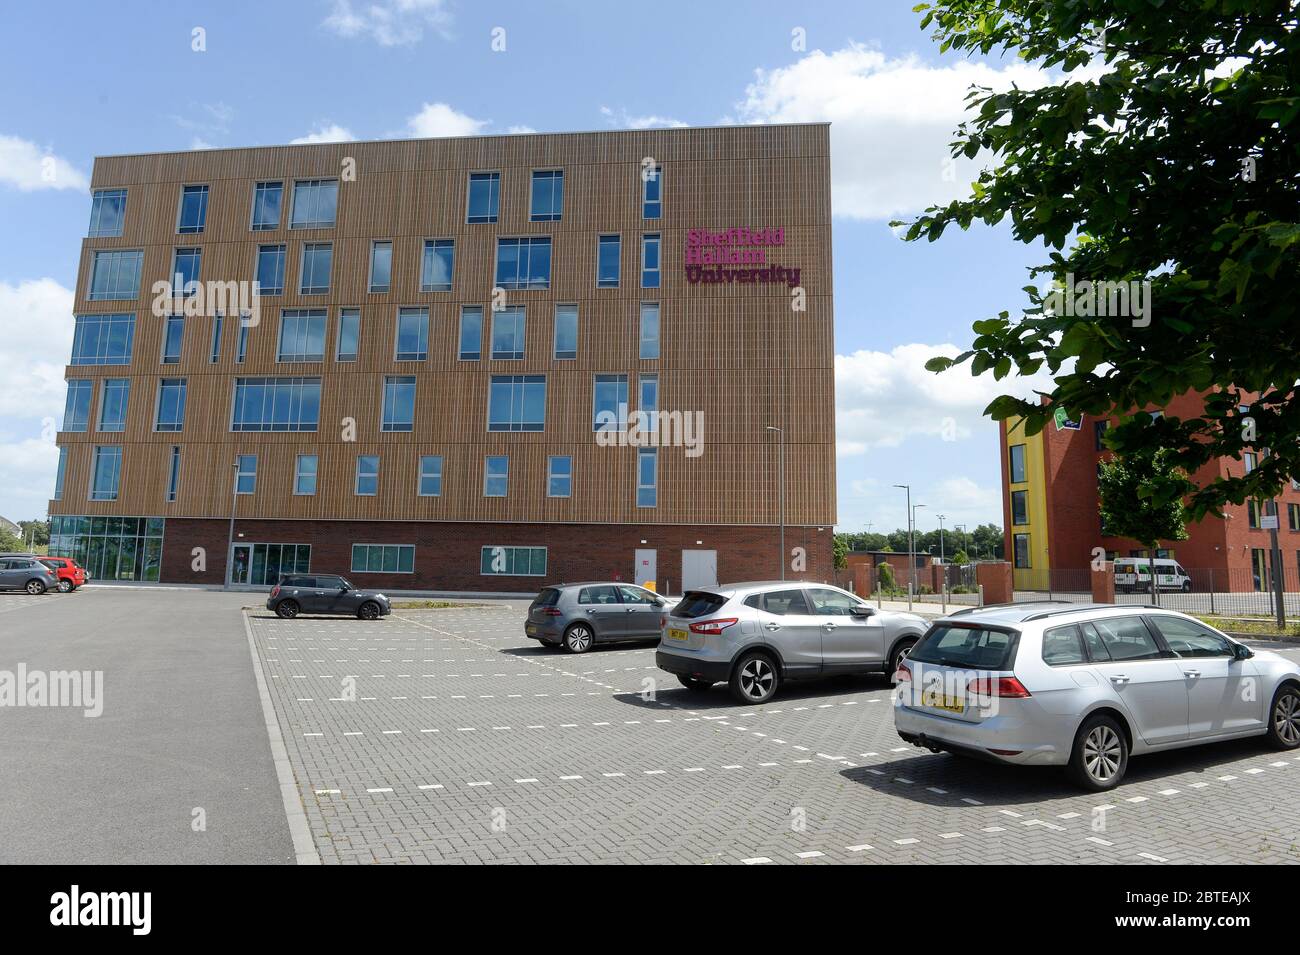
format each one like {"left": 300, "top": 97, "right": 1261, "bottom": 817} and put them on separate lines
{"left": 1114, "top": 557, "right": 1192, "bottom": 593}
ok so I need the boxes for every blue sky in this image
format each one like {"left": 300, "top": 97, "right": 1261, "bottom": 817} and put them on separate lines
{"left": 0, "top": 0, "right": 1056, "bottom": 535}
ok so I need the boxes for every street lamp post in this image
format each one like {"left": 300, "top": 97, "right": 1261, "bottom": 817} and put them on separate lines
{"left": 893, "top": 484, "right": 915, "bottom": 610}
{"left": 937, "top": 514, "right": 946, "bottom": 563}
{"left": 766, "top": 426, "right": 785, "bottom": 581}
{"left": 226, "top": 457, "right": 239, "bottom": 589}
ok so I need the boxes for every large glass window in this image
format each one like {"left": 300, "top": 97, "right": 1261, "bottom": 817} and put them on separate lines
{"left": 177, "top": 184, "right": 209, "bottom": 234}
{"left": 421, "top": 239, "right": 454, "bottom": 292}
{"left": 295, "top": 454, "right": 318, "bottom": 495}
{"left": 166, "top": 446, "right": 182, "bottom": 502}
{"left": 231, "top": 377, "right": 321, "bottom": 431}
{"left": 155, "top": 378, "right": 187, "bottom": 432}
{"left": 637, "top": 448, "right": 658, "bottom": 507}
{"left": 299, "top": 243, "right": 332, "bottom": 294}
{"left": 597, "top": 234, "right": 621, "bottom": 288}
{"left": 480, "top": 545, "right": 546, "bottom": 576}
{"left": 88, "top": 189, "right": 127, "bottom": 237}
{"left": 639, "top": 302, "right": 660, "bottom": 359}
{"left": 369, "top": 240, "right": 392, "bottom": 293}
{"left": 251, "top": 181, "right": 283, "bottom": 230}
{"left": 530, "top": 170, "right": 564, "bottom": 221}
{"left": 487, "top": 375, "right": 546, "bottom": 432}
{"left": 171, "top": 248, "right": 201, "bottom": 296}
{"left": 256, "top": 244, "right": 286, "bottom": 295}
{"left": 495, "top": 237, "right": 551, "bottom": 290}
{"left": 395, "top": 307, "right": 429, "bottom": 361}
{"left": 351, "top": 544, "right": 414, "bottom": 574}
{"left": 277, "top": 309, "right": 327, "bottom": 362}
{"left": 289, "top": 179, "right": 338, "bottom": 229}
{"left": 161, "top": 315, "right": 184, "bottom": 364}
{"left": 1011, "top": 490, "right": 1028, "bottom": 526}
{"left": 90, "top": 446, "right": 122, "bottom": 501}
{"left": 547, "top": 456, "right": 572, "bottom": 498}
{"left": 97, "top": 379, "right": 130, "bottom": 432}
{"left": 643, "top": 165, "right": 662, "bottom": 219}
{"left": 49, "top": 515, "right": 164, "bottom": 582}
{"left": 71, "top": 314, "right": 135, "bottom": 365}
{"left": 466, "top": 172, "right": 500, "bottom": 223}
{"left": 640, "top": 234, "right": 660, "bottom": 288}
{"left": 554, "top": 304, "right": 578, "bottom": 360}
{"left": 458, "top": 306, "right": 483, "bottom": 360}
{"left": 491, "top": 306, "right": 526, "bottom": 359}
{"left": 1013, "top": 532, "right": 1031, "bottom": 568}
{"left": 593, "top": 374, "right": 629, "bottom": 430}
{"left": 1009, "top": 444, "right": 1026, "bottom": 483}
{"left": 483, "top": 456, "right": 509, "bottom": 497}
{"left": 236, "top": 454, "right": 257, "bottom": 494}
{"left": 382, "top": 376, "right": 416, "bottom": 432}
{"left": 336, "top": 308, "right": 360, "bottom": 361}
{"left": 89, "top": 250, "right": 143, "bottom": 300}
{"left": 230, "top": 542, "right": 310, "bottom": 586}
{"left": 63, "top": 380, "right": 93, "bottom": 432}
{"left": 418, "top": 455, "right": 442, "bottom": 497}
{"left": 355, "top": 455, "right": 380, "bottom": 496}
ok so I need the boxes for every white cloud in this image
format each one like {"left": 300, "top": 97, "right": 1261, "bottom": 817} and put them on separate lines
{"left": 406, "top": 102, "right": 489, "bottom": 138}
{"left": 0, "top": 279, "right": 75, "bottom": 418}
{"left": 291, "top": 123, "right": 357, "bottom": 145}
{"left": 506, "top": 125, "right": 538, "bottom": 135}
{"left": 189, "top": 137, "right": 215, "bottom": 150}
{"left": 599, "top": 106, "right": 688, "bottom": 130}
{"left": 0, "top": 135, "right": 87, "bottom": 191}
{"left": 323, "top": 0, "right": 452, "bottom": 46}
{"left": 0, "top": 435, "right": 59, "bottom": 522}
{"left": 732, "top": 44, "right": 1051, "bottom": 220}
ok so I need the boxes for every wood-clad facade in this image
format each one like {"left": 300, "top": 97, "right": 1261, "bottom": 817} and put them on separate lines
{"left": 50, "top": 123, "right": 836, "bottom": 591}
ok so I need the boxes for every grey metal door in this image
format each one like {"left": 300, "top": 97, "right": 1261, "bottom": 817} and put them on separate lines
{"left": 634, "top": 548, "right": 657, "bottom": 589}
{"left": 681, "top": 549, "right": 718, "bottom": 592}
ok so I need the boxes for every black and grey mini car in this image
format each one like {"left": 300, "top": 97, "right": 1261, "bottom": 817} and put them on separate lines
{"left": 266, "top": 574, "right": 392, "bottom": 620}
{"left": 525, "top": 582, "right": 678, "bottom": 652}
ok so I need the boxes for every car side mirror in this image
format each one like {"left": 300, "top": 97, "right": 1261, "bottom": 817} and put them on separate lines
{"left": 850, "top": 605, "right": 874, "bottom": 618}
{"left": 1232, "top": 643, "right": 1254, "bottom": 661}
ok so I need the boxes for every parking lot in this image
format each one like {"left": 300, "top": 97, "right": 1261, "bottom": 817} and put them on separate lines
{"left": 249, "top": 601, "right": 1300, "bottom": 865}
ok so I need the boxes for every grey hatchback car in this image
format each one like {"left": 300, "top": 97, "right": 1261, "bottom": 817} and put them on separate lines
{"left": 656, "top": 581, "right": 929, "bottom": 703}
{"left": 267, "top": 574, "right": 392, "bottom": 620}
{"left": 525, "top": 583, "right": 675, "bottom": 652}
{"left": 0, "top": 555, "right": 58, "bottom": 595}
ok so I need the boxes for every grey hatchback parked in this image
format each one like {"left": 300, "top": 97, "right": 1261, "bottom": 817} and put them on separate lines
{"left": 267, "top": 574, "right": 392, "bottom": 620}
{"left": 0, "top": 556, "right": 58, "bottom": 595}
{"left": 525, "top": 583, "right": 673, "bottom": 652}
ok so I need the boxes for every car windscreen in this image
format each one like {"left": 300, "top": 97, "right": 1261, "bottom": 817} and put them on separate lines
{"left": 672, "top": 591, "right": 728, "bottom": 619}
{"left": 908, "top": 625, "right": 1018, "bottom": 670}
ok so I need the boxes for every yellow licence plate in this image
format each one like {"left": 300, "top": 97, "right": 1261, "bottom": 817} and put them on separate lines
{"left": 668, "top": 628, "right": 689, "bottom": 641}
{"left": 922, "top": 690, "right": 964, "bottom": 713}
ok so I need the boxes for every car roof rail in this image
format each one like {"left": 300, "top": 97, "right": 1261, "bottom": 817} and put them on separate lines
{"left": 947, "top": 599, "right": 1065, "bottom": 617}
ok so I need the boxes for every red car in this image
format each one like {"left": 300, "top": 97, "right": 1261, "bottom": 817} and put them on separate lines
{"left": 39, "top": 556, "right": 87, "bottom": 592}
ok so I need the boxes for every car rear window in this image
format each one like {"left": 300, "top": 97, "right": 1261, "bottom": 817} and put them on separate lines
{"left": 1041, "top": 625, "right": 1086, "bottom": 666}
{"left": 533, "top": 588, "right": 561, "bottom": 607}
{"left": 577, "top": 585, "right": 619, "bottom": 605}
{"left": 744, "top": 589, "right": 810, "bottom": 615}
{"left": 673, "top": 591, "right": 728, "bottom": 619}
{"left": 909, "top": 625, "right": 1018, "bottom": 671}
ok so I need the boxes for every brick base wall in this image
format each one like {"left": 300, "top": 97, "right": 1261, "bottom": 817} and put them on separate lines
{"left": 159, "top": 519, "right": 834, "bottom": 594}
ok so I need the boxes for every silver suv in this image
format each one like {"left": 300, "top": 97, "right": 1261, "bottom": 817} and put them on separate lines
{"left": 894, "top": 602, "right": 1300, "bottom": 790}
{"left": 655, "top": 581, "right": 928, "bottom": 703}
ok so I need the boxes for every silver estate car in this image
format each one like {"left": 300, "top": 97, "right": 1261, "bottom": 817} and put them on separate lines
{"left": 894, "top": 602, "right": 1300, "bottom": 790}
{"left": 655, "top": 581, "right": 928, "bottom": 704}
{"left": 525, "top": 583, "right": 678, "bottom": 652}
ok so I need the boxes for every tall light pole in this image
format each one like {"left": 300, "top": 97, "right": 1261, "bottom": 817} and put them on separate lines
{"left": 766, "top": 426, "right": 785, "bottom": 580}
{"left": 226, "top": 456, "right": 239, "bottom": 589}
{"left": 937, "top": 514, "right": 947, "bottom": 563}
{"left": 893, "top": 484, "right": 914, "bottom": 610}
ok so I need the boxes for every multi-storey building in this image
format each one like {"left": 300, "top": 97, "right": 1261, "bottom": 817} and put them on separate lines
{"left": 48, "top": 124, "right": 836, "bottom": 592}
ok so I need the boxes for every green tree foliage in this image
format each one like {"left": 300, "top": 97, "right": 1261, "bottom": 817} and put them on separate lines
{"left": 877, "top": 562, "right": 897, "bottom": 591}
{"left": 906, "top": 0, "right": 1300, "bottom": 519}
{"left": 833, "top": 534, "right": 849, "bottom": 570}
{"left": 18, "top": 520, "right": 49, "bottom": 547}
{"left": 1097, "top": 449, "right": 1193, "bottom": 553}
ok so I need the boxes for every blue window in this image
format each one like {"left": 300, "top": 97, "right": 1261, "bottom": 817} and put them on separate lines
{"left": 530, "top": 170, "right": 563, "bottom": 221}
{"left": 459, "top": 306, "right": 482, "bottom": 361}
{"left": 336, "top": 309, "right": 360, "bottom": 362}
{"left": 231, "top": 377, "right": 321, "bottom": 432}
{"left": 490, "top": 306, "right": 526, "bottom": 360}
{"left": 597, "top": 234, "right": 620, "bottom": 288}
{"left": 395, "top": 307, "right": 429, "bottom": 361}
{"left": 235, "top": 319, "right": 250, "bottom": 364}
{"left": 355, "top": 455, "right": 380, "bottom": 496}
{"left": 382, "top": 376, "right": 416, "bottom": 432}
{"left": 161, "top": 315, "right": 184, "bottom": 364}
{"left": 643, "top": 165, "right": 662, "bottom": 219}
{"left": 641, "top": 233, "right": 660, "bottom": 288}
{"left": 89, "top": 250, "right": 143, "bottom": 300}
{"left": 63, "top": 380, "right": 93, "bottom": 432}
{"left": 155, "top": 378, "right": 187, "bottom": 432}
{"left": 72, "top": 314, "right": 135, "bottom": 365}
{"left": 487, "top": 375, "right": 546, "bottom": 432}
{"left": 553, "top": 304, "right": 578, "bottom": 359}
{"left": 90, "top": 446, "right": 123, "bottom": 501}
{"left": 370, "top": 241, "right": 392, "bottom": 293}
{"left": 496, "top": 237, "right": 551, "bottom": 290}
{"left": 637, "top": 448, "right": 658, "bottom": 507}
{"left": 295, "top": 455, "right": 318, "bottom": 495}
{"left": 418, "top": 455, "right": 442, "bottom": 497}
{"left": 251, "top": 181, "right": 283, "bottom": 230}
{"left": 548, "top": 456, "right": 572, "bottom": 498}
{"left": 290, "top": 179, "right": 338, "bottom": 229}
{"left": 299, "top": 243, "right": 332, "bottom": 294}
{"left": 54, "top": 446, "right": 67, "bottom": 500}
{"left": 88, "top": 189, "right": 127, "bottom": 237}
{"left": 235, "top": 454, "right": 257, "bottom": 494}
{"left": 97, "top": 379, "right": 129, "bottom": 432}
{"left": 256, "top": 244, "right": 286, "bottom": 295}
{"left": 177, "top": 185, "right": 209, "bottom": 234}
{"left": 480, "top": 545, "right": 546, "bottom": 576}
{"left": 639, "top": 302, "right": 660, "bottom": 359}
{"left": 166, "top": 446, "right": 182, "bottom": 502}
{"left": 483, "top": 456, "right": 509, "bottom": 497}
{"left": 277, "top": 309, "right": 326, "bottom": 362}
{"left": 639, "top": 374, "right": 658, "bottom": 425}
{"left": 351, "top": 544, "right": 414, "bottom": 574}
{"left": 172, "top": 248, "right": 201, "bottom": 295}
{"left": 421, "top": 239, "right": 454, "bottom": 292}
{"left": 467, "top": 172, "right": 500, "bottom": 223}
{"left": 210, "top": 314, "right": 223, "bottom": 363}
{"left": 592, "top": 374, "right": 629, "bottom": 430}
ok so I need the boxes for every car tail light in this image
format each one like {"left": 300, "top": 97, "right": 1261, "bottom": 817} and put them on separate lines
{"left": 270, "top": 584, "right": 281, "bottom": 598}
{"left": 659, "top": 615, "right": 667, "bottom": 628}
{"left": 541, "top": 607, "right": 562, "bottom": 616}
{"left": 688, "top": 617, "right": 738, "bottom": 635}
{"left": 966, "top": 676, "right": 1032, "bottom": 698}
{"left": 895, "top": 660, "right": 913, "bottom": 683}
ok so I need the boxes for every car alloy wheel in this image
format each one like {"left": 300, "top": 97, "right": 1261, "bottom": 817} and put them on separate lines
{"left": 565, "top": 625, "right": 593, "bottom": 653}
{"left": 1082, "top": 724, "right": 1123, "bottom": 783}
{"left": 358, "top": 601, "right": 380, "bottom": 621}
{"left": 57, "top": 579, "right": 73, "bottom": 593}
{"left": 737, "top": 657, "right": 775, "bottom": 702}
{"left": 276, "top": 600, "right": 299, "bottom": 619}
{"left": 1272, "top": 688, "right": 1300, "bottom": 747}
{"left": 25, "top": 580, "right": 46, "bottom": 595}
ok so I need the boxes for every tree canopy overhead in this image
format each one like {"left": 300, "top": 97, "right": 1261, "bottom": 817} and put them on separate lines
{"left": 905, "top": 0, "right": 1300, "bottom": 520}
